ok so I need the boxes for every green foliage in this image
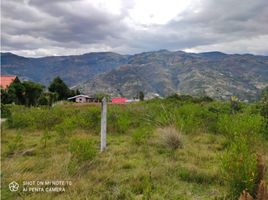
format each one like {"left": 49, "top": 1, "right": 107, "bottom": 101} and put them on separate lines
{"left": 259, "top": 86, "right": 268, "bottom": 119}
{"left": 1, "top": 104, "right": 11, "bottom": 118}
{"left": 38, "top": 92, "right": 57, "bottom": 106}
{"left": 230, "top": 96, "right": 241, "bottom": 114}
{"left": 220, "top": 135, "right": 258, "bottom": 199}
{"left": 75, "top": 108, "right": 101, "bottom": 133}
{"left": 69, "top": 139, "right": 96, "bottom": 162}
{"left": 94, "top": 92, "right": 110, "bottom": 102}
{"left": 218, "top": 113, "right": 265, "bottom": 140}
{"left": 7, "top": 106, "right": 64, "bottom": 130}
{"left": 1, "top": 80, "right": 44, "bottom": 106}
{"left": 55, "top": 117, "right": 77, "bottom": 142}
{"left": 132, "top": 127, "right": 151, "bottom": 144}
{"left": 7, "top": 80, "right": 26, "bottom": 104}
{"left": 22, "top": 81, "right": 44, "bottom": 106}
{"left": 139, "top": 91, "right": 144, "bottom": 101}
{"left": 6, "top": 133, "right": 23, "bottom": 155}
{"left": 48, "top": 76, "right": 71, "bottom": 100}
{"left": 178, "top": 167, "right": 218, "bottom": 185}
{"left": 40, "top": 129, "right": 53, "bottom": 148}
{"left": 108, "top": 107, "right": 132, "bottom": 134}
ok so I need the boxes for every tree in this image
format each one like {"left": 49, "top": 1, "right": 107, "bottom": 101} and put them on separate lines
{"left": 7, "top": 81, "right": 25, "bottom": 105}
{"left": 22, "top": 81, "right": 44, "bottom": 106}
{"left": 1, "top": 88, "right": 13, "bottom": 104}
{"left": 48, "top": 76, "right": 70, "bottom": 100}
{"left": 139, "top": 91, "right": 144, "bottom": 101}
{"left": 69, "top": 89, "right": 81, "bottom": 97}
{"left": 38, "top": 92, "right": 57, "bottom": 106}
{"left": 94, "top": 92, "right": 110, "bottom": 102}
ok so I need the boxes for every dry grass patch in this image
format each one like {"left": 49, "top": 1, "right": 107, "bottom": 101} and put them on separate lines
{"left": 156, "top": 126, "right": 183, "bottom": 150}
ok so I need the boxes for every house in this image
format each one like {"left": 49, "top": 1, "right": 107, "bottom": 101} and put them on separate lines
{"left": 111, "top": 97, "right": 128, "bottom": 103}
{"left": 0, "top": 75, "right": 20, "bottom": 89}
{"left": 67, "top": 94, "right": 96, "bottom": 103}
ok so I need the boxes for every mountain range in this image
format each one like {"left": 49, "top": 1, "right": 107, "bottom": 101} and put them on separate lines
{"left": 1, "top": 50, "right": 268, "bottom": 101}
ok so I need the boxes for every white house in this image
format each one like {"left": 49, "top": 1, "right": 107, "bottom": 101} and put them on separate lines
{"left": 67, "top": 94, "right": 95, "bottom": 103}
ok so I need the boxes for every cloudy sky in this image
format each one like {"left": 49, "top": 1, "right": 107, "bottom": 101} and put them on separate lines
{"left": 1, "top": 0, "right": 268, "bottom": 57}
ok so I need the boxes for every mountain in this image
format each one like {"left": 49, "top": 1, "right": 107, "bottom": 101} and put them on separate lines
{"left": 1, "top": 50, "right": 268, "bottom": 101}
{"left": 1, "top": 52, "right": 128, "bottom": 86}
{"left": 77, "top": 50, "right": 268, "bottom": 101}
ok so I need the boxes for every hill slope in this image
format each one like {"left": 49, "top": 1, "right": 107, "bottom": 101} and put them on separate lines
{"left": 78, "top": 50, "right": 268, "bottom": 100}
{"left": 1, "top": 52, "right": 128, "bottom": 86}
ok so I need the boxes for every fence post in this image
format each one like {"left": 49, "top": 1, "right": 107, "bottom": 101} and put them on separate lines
{"left": 100, "top": 97, "right": 107, "bottom": 152}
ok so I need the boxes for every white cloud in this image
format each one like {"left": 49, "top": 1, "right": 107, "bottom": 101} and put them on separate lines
{"left": 1, "top": 0, "right": 268, "bottom": 57}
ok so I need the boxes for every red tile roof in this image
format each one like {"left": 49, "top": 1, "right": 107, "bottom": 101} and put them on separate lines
{"left": 0, "top": 76, "right": 18, "bottom": 89}
{"left": 112, "top": 97, "right": 128, "bottom": 103}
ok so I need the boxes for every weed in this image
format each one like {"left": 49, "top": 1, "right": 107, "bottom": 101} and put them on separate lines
{"left": 69, "top": 138, "right": 96, "bottom": 162}
{"left": 220, "top": 134, "right": 258, "bottom": 199}
{"left": 158, "top": 127, "right": 183, "bottom": 150}
{"left": 6, "top": 132, "right": 23, "bottom": 155}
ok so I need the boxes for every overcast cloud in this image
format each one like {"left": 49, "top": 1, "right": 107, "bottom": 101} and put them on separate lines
{"left": 1, "top": 0, "right": 268, "bottom": 57}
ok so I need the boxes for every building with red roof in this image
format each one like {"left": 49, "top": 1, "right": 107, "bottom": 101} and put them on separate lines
{"left": 111, "top": 97, "right": 128, "bottom": 104}
{"left": 0, "top": 75, "right": 20, "bottom": 89}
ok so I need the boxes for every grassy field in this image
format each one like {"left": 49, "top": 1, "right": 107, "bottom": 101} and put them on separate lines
{"left": 1, "top": 97, "right": 268, "bottom": 200}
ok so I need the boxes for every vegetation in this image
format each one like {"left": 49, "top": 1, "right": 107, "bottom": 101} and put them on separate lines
{"left": 0, "top": 76, "right": 80, "bottom": 109}
{"left": 48, "top": 76, "right": 77, "bottom": 100}
{"left": 1, "top": 95, "right": 268, "bottom": 199}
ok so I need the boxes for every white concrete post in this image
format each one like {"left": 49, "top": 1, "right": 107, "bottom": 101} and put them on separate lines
{"left": 100, "top": 97, "right": 107, "bottom": 152}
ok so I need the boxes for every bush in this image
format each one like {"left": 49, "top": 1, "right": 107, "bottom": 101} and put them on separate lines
{"left": 175, "top": 104, "right": 204, "bottom": 134}
{"left": 220, "top": 135, "right": 258, "bottom": 199}
{"left": 108, "top": 107, "right": 132, "bottom": 134}
{"left": 55, "top": 117, "right": 77, "bottom": 140}
{"left": 6, "top": 133, "right": 23, "bottom": 155}
{"left": 158, "top": 127, "right": 182, "bottom": 150}
{"left": 132, "top": 127, "right": 151, "bottom": 144}
{"left": 1, "top": 104, "right": 11, "bottom": 118}
{"left": 218, "top": 113, "right": 265, "bottom": 140}
{"left": 76, "top": 108, "right": 100, "bottom": 133}
{"left": 69, "top": 139, "right": 96, "bottom": 162}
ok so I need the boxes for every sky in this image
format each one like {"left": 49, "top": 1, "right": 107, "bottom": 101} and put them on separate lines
{"left": 1, "top": 0, "right": 268, "bottom": 57}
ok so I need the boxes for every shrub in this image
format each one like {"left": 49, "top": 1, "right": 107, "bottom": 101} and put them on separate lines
{"left": 76, "top": 108, "right": 100, "bottom": 133}
{"left": 40, "top": 129, "right": 53, "bottom": 148}
{"left": 218, "top": 113, "right": 265, "bottom": 140}
{"left": 69, "top": 139, "right": 96, "bottom": 162}
{"left": 55, "top": 117, "right": 77, "bottom": 140}
{"left": 220, "top": 135, "right": 258, "bottom": 199}
{"left": 108, "top": 107, "right": 132, "bottom": 134}
{"left": 6, "top": 133, "right": 23, "bottom": 155}
{"left": 175, "top": 104, "right": 203, "bottom": 134}
{"left": 132, "top": 127, "right": 151, "bottom": 144}
{"left": 158, "top": 127, "right": 182, "bottom": 150}
{"left": 1, "top": 104, "right": 11, "bottom": 118}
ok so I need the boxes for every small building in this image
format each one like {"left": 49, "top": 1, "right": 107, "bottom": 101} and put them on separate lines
{"left": 111, "top": 97, "right": 128, "bottom": 104}
{"left": 0, "top": 75, "right": 20, "bottom": 89}
{"left": 67, "top": 94, "right": 96, "bottom": 103}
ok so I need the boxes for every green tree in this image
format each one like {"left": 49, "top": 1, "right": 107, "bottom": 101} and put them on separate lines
{"left": 0, "top": 88, "right": 13, "bottom": 104}
{"left": 48, "top": 77, "right": 70, "bottom": 100}
{"left": 7, "top": 81, "right": 25, "bottom": 105}
{"left": 22, "top": 81, "right": 44, "bottom": 106}
{"left": 139, "top": 91, "right": 144, "bottom": 101}
{"left": 94, "top": 92, "right": 110, "bottom": 102}
{"left": 38, "top": 92, "right": 58, "bottom": 106}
